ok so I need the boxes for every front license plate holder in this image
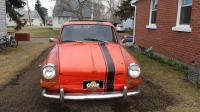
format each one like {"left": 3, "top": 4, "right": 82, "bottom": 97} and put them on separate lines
{"left": 83, "top": 81, "right": 104, "bottom": 89}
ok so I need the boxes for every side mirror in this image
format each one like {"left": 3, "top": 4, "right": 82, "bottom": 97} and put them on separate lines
{"left": 49, "top": 38, "right": 57, "bottom": 43}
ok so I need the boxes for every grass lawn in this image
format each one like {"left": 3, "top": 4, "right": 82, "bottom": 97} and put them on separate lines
{"left": 0, "top": 43, "right": 51, "bottom": 87}
{"left": 127, "top": 48, "right": 200, "bottom": 112}
{"left": 16, "top": 26, "right": 60, "bottom": 38}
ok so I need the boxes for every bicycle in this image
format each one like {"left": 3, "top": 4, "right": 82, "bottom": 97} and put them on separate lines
{"left": 2, "top": 34, "right": 18, "bottom": 48}
{"left": 0, "top": 37, "right": 7, "bottom": 52}
{"left": 0, "top": 34, "right": 18, "bottom": 52}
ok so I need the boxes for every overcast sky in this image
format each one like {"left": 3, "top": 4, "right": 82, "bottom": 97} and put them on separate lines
{"left": 27, "top": 0, "right": 56, "bottom": 16}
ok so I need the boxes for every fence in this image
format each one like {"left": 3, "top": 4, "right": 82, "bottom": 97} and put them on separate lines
{"left": 187, "top": 71, "right": 200, "bottom": 88}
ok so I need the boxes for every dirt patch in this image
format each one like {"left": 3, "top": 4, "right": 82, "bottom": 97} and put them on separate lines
{"left": 0, "top": 47, "right": 51, "bottom": 92}
{"left": 111, "top": 78, "right": 175, "bottom": 112}
{"left": 0, "top": 48, "right": 50, "bottom": 112}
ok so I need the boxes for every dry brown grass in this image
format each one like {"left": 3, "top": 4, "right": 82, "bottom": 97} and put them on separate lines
{"left": 16, "top": 26, "right": 60, "bottom": 38}
{"left": 0, "top": 43, "right": 51, "bottom": 86}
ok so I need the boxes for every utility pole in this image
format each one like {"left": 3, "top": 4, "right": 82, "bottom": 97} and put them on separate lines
{"left": 91, "top": 0, "right": 94, "bottom": 20}
{"left": 26, "top": 0, "right": 32, "bottom": 26}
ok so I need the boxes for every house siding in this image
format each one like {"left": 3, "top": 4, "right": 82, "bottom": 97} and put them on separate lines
{"left": 0, "top": 0, "right": 6, "bottom": 36}
{"left": 135, "top": 0, "right": 200, "bottom": 68}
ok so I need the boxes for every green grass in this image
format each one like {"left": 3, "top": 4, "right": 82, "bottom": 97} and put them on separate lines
{"left": 16, "top": 26, "right": 60, "bottom": 38}
{"left": 127, "top": 48, "right": 200, "bottom": 112}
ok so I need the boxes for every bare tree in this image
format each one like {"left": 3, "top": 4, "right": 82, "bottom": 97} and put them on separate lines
{"left": 52, "top": 0, "right": 119, "bottom": 21}
{"left": 103, "top": 0, "right": 119, "bottom": 21}
{"left": 53, "top": 0, "right": 91, "bottom": 20}
{"left": 85, "top": 0, "right": 118, "bottom": 21}
{"left": 91, "top": 0, "right": 106, "bottom": 20}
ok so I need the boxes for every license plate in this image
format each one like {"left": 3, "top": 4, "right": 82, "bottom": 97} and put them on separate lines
{"left": 83, "top": 81, "right": 103, "bottom": 89}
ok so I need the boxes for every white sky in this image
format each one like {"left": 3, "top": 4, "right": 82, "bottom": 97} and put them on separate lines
{"left": 27, "top": 0, "right": 56, "bottom": 16}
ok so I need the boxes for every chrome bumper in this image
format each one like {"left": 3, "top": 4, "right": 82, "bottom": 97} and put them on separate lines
{"left": 42, "top": 86, "right": 140, "bottom": 101}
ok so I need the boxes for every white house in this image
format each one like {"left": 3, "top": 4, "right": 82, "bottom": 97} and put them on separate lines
{"left": 6, "top": 10, "right": 43, "bottom": 27}
{"left": 21, "top": 10, "right": 43, "bottom": 26}
{"left": 122, "top": 18, "right": 134, "bottom": 29}
{"left": 52, "top": 11, "right": 73, "bottom": 29}
{"left": 0, "top": 0, "right": 6, "bottom": 36}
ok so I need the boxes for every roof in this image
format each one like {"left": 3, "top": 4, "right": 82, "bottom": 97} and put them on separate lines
{"left": 63, "top": 21, "right": 114, "bottom": 27}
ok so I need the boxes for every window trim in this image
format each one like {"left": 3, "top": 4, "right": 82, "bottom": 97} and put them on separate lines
{"left": 146, "top": 24, "right": 157, "bottom": 29}
{"left": 172, "top": 25, "right": 191, "bottom": 32}
{"left": 146, "top": 0, "right": 158, "bottom": 30}
{"left": 172, "top": 0, "right": 192, "bottom": 32}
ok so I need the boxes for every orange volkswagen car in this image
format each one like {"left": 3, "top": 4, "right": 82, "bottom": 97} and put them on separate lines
{"left": 40, "top": 21, "right": 143, "bottom": 102}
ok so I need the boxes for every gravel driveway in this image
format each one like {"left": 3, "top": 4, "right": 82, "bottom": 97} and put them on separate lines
{"left": 0, "top": 49, "right": 174, "bottom": 112}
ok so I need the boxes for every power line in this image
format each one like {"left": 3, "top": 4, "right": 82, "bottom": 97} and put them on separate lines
{"left": 26, "top": 0, "right": 32, "bottom": 26}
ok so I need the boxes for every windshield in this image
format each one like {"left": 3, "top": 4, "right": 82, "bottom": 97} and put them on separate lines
{"left": 61, "top": 25, "right": 117, "bottom": 43}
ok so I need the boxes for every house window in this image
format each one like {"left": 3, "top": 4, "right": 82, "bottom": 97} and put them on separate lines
{"left": 58, "top": 16, "right": 71, "bottom": 24}
{"left": 172, "top": 0, "right": 192, "bottom": 32}
{"left": 146, "top": 0, "right": 158, "bottom": 29}
{"left": 180, "top": 0, "right": 192, "bottom": 24}
{"left": 150, "top": 0, "right": 158, "bottom": 24}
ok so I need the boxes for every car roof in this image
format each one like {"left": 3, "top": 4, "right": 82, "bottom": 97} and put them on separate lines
{"left": 63, "top": 21, "right": 114, "bottom": 27}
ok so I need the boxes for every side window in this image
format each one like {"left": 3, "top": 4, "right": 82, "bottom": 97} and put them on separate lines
{"left": 150, "top": 0, "right": 158, "bottom": 24}
{"left": 146, "top": 0, "right": 158, "bottom": 29}
{"left": 172, "top": 0, "right": 192, "bottom": 32}
{"left": 180, "top": 0, "right": 192, "bottom": 25}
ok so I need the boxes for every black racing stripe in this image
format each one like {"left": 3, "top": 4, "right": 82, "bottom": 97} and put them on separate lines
{"left": 99, "top": 43, "right": 115, "bottom": 91}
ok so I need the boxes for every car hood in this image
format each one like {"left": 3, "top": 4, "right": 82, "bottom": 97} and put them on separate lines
{"left": 57, "top": 42, "right": 128, "bottom": 91}
{"left": 58, "top": 42, "right": 126, "bottom": 75}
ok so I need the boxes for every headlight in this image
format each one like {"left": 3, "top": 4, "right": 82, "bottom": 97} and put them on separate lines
{"left": 42, "top": 64, "right": 56, "bottom": 80}
{"left": 128, "top": 63, "right": 141, "bottom": 78}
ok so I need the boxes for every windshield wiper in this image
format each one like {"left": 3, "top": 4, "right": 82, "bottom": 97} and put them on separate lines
{"left": 62, "top": 40, "right": 82, "bottom": 42}
{"left": 84, "top": 38, "right": 107, "bottom": 43}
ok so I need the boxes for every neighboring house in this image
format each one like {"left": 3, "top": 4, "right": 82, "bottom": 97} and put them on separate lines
{"left": 122, "top": 18, "right": 134, "bottom": 29}
{"left": 52, "top": 11, "right": 74, "bottom": 29}
{"left": 0, "top": 0, "right": 6, "bottom": 36}
{"left": 21, "top": 10, "right": 43, "bottom": 26}
{"left": 53, "top": 0, "right": 92, "bottom": 29}
{"left": 6, "top": 10, "right": 43, "bottom": 27}
{"left": 133, "top": 0, "right": 200, "bottom": 68}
